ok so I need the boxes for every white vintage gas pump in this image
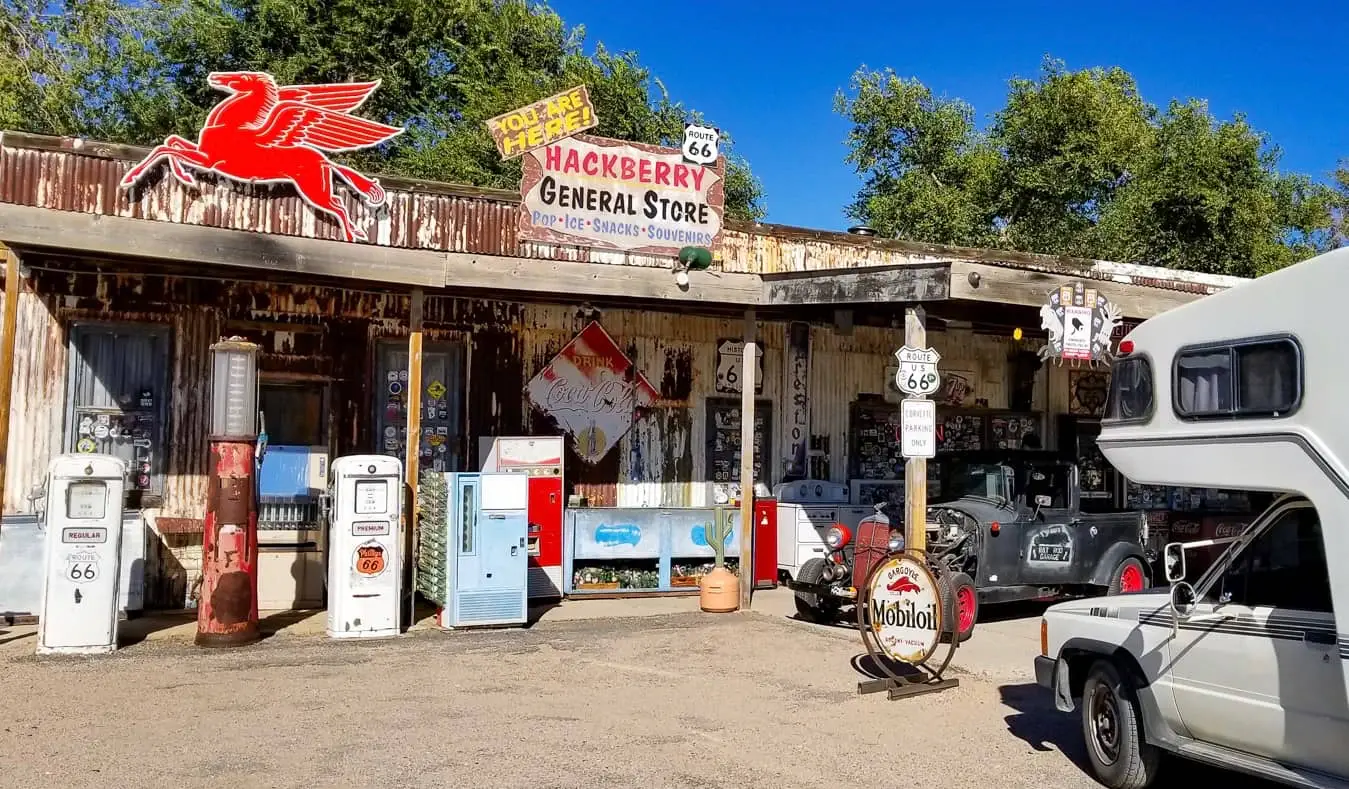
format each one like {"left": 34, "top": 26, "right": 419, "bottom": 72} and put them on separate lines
{"left": 37, "top": 454, "right": 127, "bottom": 655}
{"left": 326, "top": 455, "right": 402, "bottom": 639}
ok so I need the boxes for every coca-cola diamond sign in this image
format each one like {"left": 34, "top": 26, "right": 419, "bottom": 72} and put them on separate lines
{"left": 526, "top": 321, "right": 658, "bottom": 464}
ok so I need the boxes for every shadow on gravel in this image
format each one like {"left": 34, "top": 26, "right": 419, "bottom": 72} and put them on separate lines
{"left": 999, "top": 682, "right": 1283, "bottom": 788}
{"left": 1000, "top": 682, "right": 1091, "bottom": 769}
{"left": 849, "top": 653, "right": 925, "bottom": 682}
{"left": 0, "top": 628, "right": 34, "bottom": 646}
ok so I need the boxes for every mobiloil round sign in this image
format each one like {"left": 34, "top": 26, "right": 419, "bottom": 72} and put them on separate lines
{"left": 867, "top": 554, "right": 943, "bottom": 665}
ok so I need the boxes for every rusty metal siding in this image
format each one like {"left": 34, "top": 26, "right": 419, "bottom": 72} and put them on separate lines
{"left": 2, "top": 286, "right": 64, "bottom": 514}
{"left": 1, "top": 258, "right": 1049, "bottom": 516}
{"left": 0, "top": 139, "right": 929, "bottom": 275}
{"left": 808, "top": 326, "right": 1029, "bottom": 483}
{"left": 162, "top": 308, "right": 219, "bottom": 519}
{"left": 1, "top": 133, "right": 1250, "bottom": 301}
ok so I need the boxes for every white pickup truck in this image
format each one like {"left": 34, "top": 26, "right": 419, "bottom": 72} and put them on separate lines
{"left": 1034, "top": 246, "right": 1349, "bottom": 788}
{"left": 1036, "top": 495, "right": 1348, "bottom": 788}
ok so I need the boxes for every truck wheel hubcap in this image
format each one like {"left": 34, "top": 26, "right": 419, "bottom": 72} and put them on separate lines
{"left": 957, "top": 586, "right": 976, "bottom": 632}
{"left": 1089, "top": 684, "right": 1121, "bottom": 765}
{"left": 1120, "top": 565, "right": 1144, "bottom": 592}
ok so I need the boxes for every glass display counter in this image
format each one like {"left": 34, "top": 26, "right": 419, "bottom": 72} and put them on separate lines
{"left": 564, "top": 507, "right": 743, "bottom": 596}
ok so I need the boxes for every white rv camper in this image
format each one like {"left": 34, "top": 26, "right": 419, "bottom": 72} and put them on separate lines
{"left": 1034, "top": 246, "right": 1349, "bottom": 789}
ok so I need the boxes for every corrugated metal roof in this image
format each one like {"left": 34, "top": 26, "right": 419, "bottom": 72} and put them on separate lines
{"left": 0, "top": 131, "right": 1244, "bottom": 296}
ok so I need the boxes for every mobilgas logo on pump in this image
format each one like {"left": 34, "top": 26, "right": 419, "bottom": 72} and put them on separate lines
{"left": 867, "top": 555, "right": 942, "bottom": 665}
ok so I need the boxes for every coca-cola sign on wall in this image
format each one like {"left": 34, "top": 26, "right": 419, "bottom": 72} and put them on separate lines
{"left": 526, "top": 321, "right": 658, "bottom": 464}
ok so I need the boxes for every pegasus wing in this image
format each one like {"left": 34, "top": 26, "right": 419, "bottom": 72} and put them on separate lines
{"left": 276, "top": 81, "right": 381, "bottom": 113}
{"left": 255, "top": 101, "right": 403, "bottom": 152}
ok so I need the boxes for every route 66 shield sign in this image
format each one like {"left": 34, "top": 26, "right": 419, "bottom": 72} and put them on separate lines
{"left": 682, "top": 124, "right": 720, "bottom": 166}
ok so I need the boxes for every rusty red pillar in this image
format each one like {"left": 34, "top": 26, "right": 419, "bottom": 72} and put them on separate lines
{"left": 196, "top": 339, "right": 262, "bottom": 648}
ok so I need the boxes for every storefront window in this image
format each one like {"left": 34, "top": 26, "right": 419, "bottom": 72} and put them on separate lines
{"left": 65, "top": 323, "right": 171, "bottom": 505}
{"left": 1104, "top": 356, "right": 1153, "bottom": 423}
{"left": 1174, "top": 337, "right": 1300, "bottom": 419}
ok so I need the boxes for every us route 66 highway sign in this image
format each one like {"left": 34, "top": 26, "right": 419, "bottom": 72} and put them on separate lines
{"left": 682, "top": 124, "right": 720, "bottom": 166}
{"left": 894, "top": 345, "right": 941, "bottom": 397}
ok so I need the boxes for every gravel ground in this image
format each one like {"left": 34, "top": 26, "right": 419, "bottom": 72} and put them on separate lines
{"left": 0, "top": 611, "right": 1276, "bottom": 789}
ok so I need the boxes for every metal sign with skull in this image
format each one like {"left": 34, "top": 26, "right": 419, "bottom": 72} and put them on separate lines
{"left": 1039, "top": 282, "right": 1121, "bottom": 364}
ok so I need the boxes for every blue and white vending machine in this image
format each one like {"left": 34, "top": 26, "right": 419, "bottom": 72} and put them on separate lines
{"left": 441, "top": 472, "right": 529, "bottom": 628}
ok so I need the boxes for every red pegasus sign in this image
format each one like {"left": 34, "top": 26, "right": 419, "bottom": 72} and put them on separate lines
{"left": 121, "top": 72, "right": 404, "bottom": 243}
{"left": 886, "top": 575, "right": 921, "bottom": 595}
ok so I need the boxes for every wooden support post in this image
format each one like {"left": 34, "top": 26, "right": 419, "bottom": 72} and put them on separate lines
{"left": 405, "top": 289, "right": 424, "bottom": 611}
{"left": 904, "top": 306, "right": 927, "bottom": 557}
{"left": 0, "top": 245, "right": 20, "bottom": 526}
{"left": 738, "top": 308, "right": 756, "bottom": 610}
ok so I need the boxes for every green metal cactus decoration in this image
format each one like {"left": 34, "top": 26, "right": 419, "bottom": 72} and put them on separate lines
{"left": 707, "top": 508, "right": 735, "bottom": 568}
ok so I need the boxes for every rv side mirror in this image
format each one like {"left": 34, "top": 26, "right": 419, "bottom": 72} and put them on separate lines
{"left": 1164, "top": 542, "right": 1187, "bottom": 584}
{"left": 1169, "top": 581, "right": 1197, "bottom": 618}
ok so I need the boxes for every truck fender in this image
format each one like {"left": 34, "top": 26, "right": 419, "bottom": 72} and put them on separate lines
{"left": 1057, "top": 637, "right": 1174, "bottom": 746}
{"left": 1088, "top": 541, "right": 1148, "bottom": 587}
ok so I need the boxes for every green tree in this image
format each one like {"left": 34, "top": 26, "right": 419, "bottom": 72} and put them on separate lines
{"left": 836, "top": 68, "right": 1001, "bottom": 247}
{"left": 0, "top": 0, "right": 765, "bottom": 221}
{"left": 837, "top": 56, "right": 1337, "bottom": 275}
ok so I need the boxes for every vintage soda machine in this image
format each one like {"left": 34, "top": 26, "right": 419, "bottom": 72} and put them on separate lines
{"left": 256, "top": 444, "right": 329, "bottom": 609}
{"left": 479, "top": 436, "right": 564, "bottom": 600}
{"left": 326, "top": 455, "right": 403, "bottom": 639}
{"left": 438, "top": 471, "right": 529, "bottom": 628}
{"left": 37, "top": 454, "right": 127, "bottom": 655}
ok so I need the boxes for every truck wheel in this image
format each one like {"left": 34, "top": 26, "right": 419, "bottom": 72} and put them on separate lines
{"left": 1107, "top": 558, "right": 1148, "bottom": 595}
{"left": 935, "top": 570, "right": 978, "bottom": 643}
{"left": 793, "top": 558, "right": 839, "bottom": 623}
{"left": 1081, "top": 660, "right": 1160, "bottom": 789}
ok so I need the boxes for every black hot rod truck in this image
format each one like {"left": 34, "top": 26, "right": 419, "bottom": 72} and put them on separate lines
{"left": 787, "top": 453, "right": 1156, "bottom": 641}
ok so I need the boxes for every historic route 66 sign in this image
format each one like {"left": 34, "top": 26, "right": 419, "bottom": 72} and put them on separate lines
{"left": 894, "top": 345, "right": 941, "bottom": 397}
{"left": 682, "top": 123, "right": 720, "bottom": 166}
{"left": 715, "top": 339, "right": 763, "bottom": 394}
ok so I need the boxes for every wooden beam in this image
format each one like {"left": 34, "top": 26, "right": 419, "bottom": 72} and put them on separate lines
{"left": 405, "top": 289, "right": 424, "bottom": 623}
{"left": 0, "top": 244, "right": 18, "bottom": 528}
{"left": 948, "top": 261, "right": 1206, "bottom": 320}
{"left": 0, "top": 203, "right": 763, "bottom": 305}
{"left": 447, "top": 252, "right": 762, "bottom": 305}
{"left": 761, "top": 264, "right": 949, "bottom": 305}
{"left": 738, "top": 308, "right": 756, "bottom": 611}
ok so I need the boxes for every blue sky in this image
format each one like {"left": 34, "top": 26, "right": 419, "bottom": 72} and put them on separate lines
{"left": 550, "top": 0, "right": 1349, "bottom": 231}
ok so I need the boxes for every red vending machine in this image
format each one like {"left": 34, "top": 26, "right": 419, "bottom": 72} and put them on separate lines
{"left": 480, "top": 436, "right": 564, "bottom": 600}
{"left": 753, "top": 498, "right": 778, "bottom": 589}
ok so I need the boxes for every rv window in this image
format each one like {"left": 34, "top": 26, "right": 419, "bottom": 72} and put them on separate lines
{"left": 1175, "top": 338, "right": 1300, "bottom": 418}
{"left": 1104, "top": 357, "right": 1153, "bottom": 422}
{"left": 1212, "top": 506, "right": 1330, "bottom": 613}
{"left": 1175, "top": 350, "right": 1234, "bottom": 414}
{"left": 1237, "top": 342, "right": 1298, "bottom": 413}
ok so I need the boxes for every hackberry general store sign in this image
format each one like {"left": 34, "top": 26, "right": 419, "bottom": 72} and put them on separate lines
{"left": 526, "top": 321, "right": 660, "bottom": 464}
{"left": 518, "top": 134, "right": 726, "bottom": 256}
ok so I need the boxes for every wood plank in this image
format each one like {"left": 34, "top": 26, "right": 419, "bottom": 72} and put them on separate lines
{"left": 948, "top": 260, "right": 1206, "bottom": 320}
{"left": 738, "top": 308, "right": 756, "bottom": 611}
{"left": 0, "top": 244, "right": 19, "bottom": 527}
{"left": 0, "top": 203, "right": 764, "bottom": 304}
{"left": 761, "top": 264, "right": 949, "bottom": 305}
{"left": 0, "top": 202, "right": 443, "bottom": 287}
{"left": 451, "top": 252, "right": 763, "bottom": 305}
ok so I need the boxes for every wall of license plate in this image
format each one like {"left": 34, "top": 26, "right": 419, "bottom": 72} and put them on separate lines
{"left": 375, "top": 343, "right": 464, "bottom": 476}
{"left": 71, "top": 387, "right": 159, "bottom": 493}
{"left": 704, "top": 397, "right": 771, "bottom": 503}
{"left": 65, "top": 326, "right": 171, "bottom": 500}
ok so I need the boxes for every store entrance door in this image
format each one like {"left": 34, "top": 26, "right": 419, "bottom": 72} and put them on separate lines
{"left": 257, "top": 380, "right": 331, "bottom": 610}
{"left": 374, "top": 341, "right": 465, "bottom": 475}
